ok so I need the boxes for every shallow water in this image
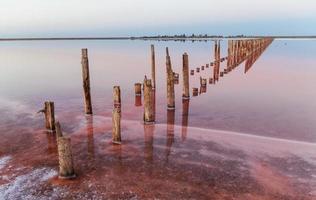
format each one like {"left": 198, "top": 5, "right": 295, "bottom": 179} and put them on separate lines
{"left": 0, "top": 39, "right": 316, "bottom": 199}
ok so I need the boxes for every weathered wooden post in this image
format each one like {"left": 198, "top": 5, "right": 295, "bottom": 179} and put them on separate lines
{"left": 209, "top": 78, "right": 213, "bottom": 84}
{"left": 143, "top": 77, "right": 155, "bottom": 124}
{"left": 173, "top": 72, "right": 179, "bottom": 84}
{"left": 182, "top": 53, "right": 190, "bottom": 99}
{"left": 112, "top": 86, "right": 121, "bottom": 144}
{"left": 134, "top": 83, "right": 142, "bottom": 96}
{"left": 42, "top": 101, "right": 55, "bottom": 131}
{"left": 192, "top": 88, "right": 199, "bottom": 96}
{"left": 200, "top": 77, "right": 207, "bottom": 87}
{"left": 166, "top": 47, "right": 175, "bottom": 110}
{"left": 57, "top": 136, "right": 76, "bottom": 179}
{"left": 55, "top": 121, "right": 63, "bottom": 138}
{"left": 151, "top": 45, "right": 156, "bottom": 89}
{"left": 81, "top": 48, "right": 92, "bottom": 115}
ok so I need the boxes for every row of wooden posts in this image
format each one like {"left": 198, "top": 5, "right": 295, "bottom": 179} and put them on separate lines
{"left": 40, "top": 38, "right": 273, "bottom": 179}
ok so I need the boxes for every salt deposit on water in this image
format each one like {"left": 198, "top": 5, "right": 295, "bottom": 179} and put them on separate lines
{"left": 0, "top": 168, "right": 57, "bottom": 200}
{"left": 0, "top": 156, "right": 11, "bottom": 170}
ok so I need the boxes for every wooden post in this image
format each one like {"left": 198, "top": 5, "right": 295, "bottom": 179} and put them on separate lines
{"left": 55, "top": 121, "right": 63, "bottom": 138}
{"left": 192, "top": 88, "right": 199, "bottom": 96}
{"left": 166, "top": 47, "right": 175, "bottom": 110}
{"left": 112, "top": 86, "right": 121, "bottom": 144}
{"left": 182, "top": 53, "right": 190, "bottom": 99}
{"left": 151, "top": 45, "right": 156, "bottom": 89}
{"left": 200, "top": 77, "right": 207, "bottom": 87}
{"left": 57, "top": 136, "right": 75, "bottom": 179}
{"left": 173, "top": 72, "right": 179, "bottom": 84}
{"left": 143, "top": 77, "right": 155, "bottom": 124}
{"left": 44, "top": 101, "right": 55, "bottom": 131}
{"left": 134, "top": 83, "right": 142, "bottom": 96}
{"left": 209, "top": 78, "right": 213, "bottom": 84}
{"left": 81, "top": 48, "right": 92, "bottom": 115}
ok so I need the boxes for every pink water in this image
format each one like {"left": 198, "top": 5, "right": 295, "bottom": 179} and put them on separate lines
{"left": 0, "top": 39, "right": 316, "bottom": 199}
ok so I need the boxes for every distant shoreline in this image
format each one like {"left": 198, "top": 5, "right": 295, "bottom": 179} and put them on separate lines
{"left": 0, "top": 36, "right": 316, "bottom": 41}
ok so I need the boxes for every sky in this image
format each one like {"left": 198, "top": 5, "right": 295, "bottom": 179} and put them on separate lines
{"left": 0, "top": 0, "right": 315, "bottom": 37}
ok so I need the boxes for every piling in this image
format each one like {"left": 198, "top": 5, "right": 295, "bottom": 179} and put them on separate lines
{"left": 200, "top": 77, "right": 207, "bottom": 87}
{"left": 143, "top": 77, "right": 155, "bottom": 124}
{"left": 151, "top": 45, "right": 156, "bottom": 89}
{"left": 173, "top": 72, "right": 179, "bottom": 84}
{"left": 112, "top": 86, "right": 121, "bottom": 144}
{"left": 134, "top": 83, "right": 142, "bottom": 96}
{"left": 44, "top": 101, "right": 55, "bottom": 131}
{"left": 55, "top": 121, "right": 63, "bottom": 138}
{"left": 192, "top": 88, "right": 199, "bottom": 96}
{"left": 182, "top": 53, "right": 190, "bottom": 99}
{"left": 166, "top": 47, "right": 175, "bottom": 110}
{"left": 57, "top": 136, "right": 76, "bottom": 179}
{"left": 209, "top": 78, "right": 213, "bottom": 84}
{"left": 81, "top": 48, "right": 92, "bottom": 115}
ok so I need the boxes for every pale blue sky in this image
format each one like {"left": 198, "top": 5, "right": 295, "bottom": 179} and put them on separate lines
{"left": 0, "top": 0, "right": 315, "bottom": 37}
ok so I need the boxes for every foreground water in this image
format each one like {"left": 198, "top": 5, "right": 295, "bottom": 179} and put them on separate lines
{"left": 0, "top": 39, "right": 316, "bottom": 199}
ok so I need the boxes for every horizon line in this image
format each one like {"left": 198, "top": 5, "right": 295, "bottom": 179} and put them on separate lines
{"left": 1, "top": 35, "right": 316, "bottom": 41}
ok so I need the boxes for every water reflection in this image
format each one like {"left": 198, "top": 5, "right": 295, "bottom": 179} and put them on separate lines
{"left": 85, "top": 115, "right": 95, "bottom": 159}
{"left": 165, "top": 110, "right": 175, "bottom": 163}
{"left": 134, "top": 96, "right": 142, "bottom": 107}
{"left": 181, "top": 99, "right": 190, "bottom": 141}
{"left": 143, "top": 124, "right": 154, "bottom": 164}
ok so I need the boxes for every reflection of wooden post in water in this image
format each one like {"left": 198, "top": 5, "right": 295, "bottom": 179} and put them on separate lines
{"left": 134, "top": 83, "right": 142, "bottom": 96}
{"left": 144, "top": 124, "right": 154, "bottom": 163}
{"left": 182, "top": 53, "right": 190, "bottom": 99}
{"left": 166, "top": 110, "right": 175, "bottom": 163}
{"left": 143, "top": 77, "right": 155, "bottom": 124}
{"left": 151, "top": 45, "right": 156, "bottom": 89}
{"left": 135, "top": 96, "right": 142, "bottom": 107}
{"left": 166, "top": 47, "right": 175, "bottom": 110}
{"left": 85, "top": 116, "right": 95, "bottom": 158}
{"left": 200, "top": 86, "right": 207, "bottom": 94}
{"left": 81, "top": 48, "right": 92, "bottom": 115}
{"left": 112, "top": 86, "right": 121, "bottom": 144}
{"left": 181, "top": 99, "right": 189, "bottom": 141}
{"left": 44, "top": 101, "right": 55, "bottom": 131}
{"left": 57, "top": 136, "right": 76, "bottom": 179}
